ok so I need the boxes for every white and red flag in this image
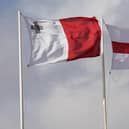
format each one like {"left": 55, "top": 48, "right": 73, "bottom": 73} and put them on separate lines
{"left": 24, "top": 16, "right": 102, "bottom": 66}
{"left": 107, "top": 24, "right": 129, "bottom": 69}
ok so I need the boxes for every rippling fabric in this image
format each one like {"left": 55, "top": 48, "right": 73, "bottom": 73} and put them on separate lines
{"left": 107, "top": 24, "right": 129, "bottom": 69}
{"left": 25, "top": 16, "right": 101, "bottom": 66}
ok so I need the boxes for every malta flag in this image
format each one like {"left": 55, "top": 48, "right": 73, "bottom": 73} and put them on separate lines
{"left": 107, "top": 24, "right": 129, "bottom": 69}
{"left": 24, "top": 16, "right": 101, "bottom": 66}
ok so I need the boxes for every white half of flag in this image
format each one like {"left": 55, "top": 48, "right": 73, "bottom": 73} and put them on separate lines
{"left": 106, "top": 24, "right": 129, "bottom": 69}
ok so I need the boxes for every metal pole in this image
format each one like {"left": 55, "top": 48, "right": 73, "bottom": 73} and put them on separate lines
{"left": 18, "top": 10, "right": 24, "bottom": 129}
{"left": 100, "top": 18, "right": 108, "bottom": 129}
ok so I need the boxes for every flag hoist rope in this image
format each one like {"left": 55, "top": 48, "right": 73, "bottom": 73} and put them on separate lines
{"left": 100, "top": 18, "right": 108, "bottom": 129}
{"left": 18, "top": 10, "right": 24, "bottom": 129}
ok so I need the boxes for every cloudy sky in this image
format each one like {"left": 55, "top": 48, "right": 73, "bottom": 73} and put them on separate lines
{"left": 0, "top": 0, "right": 129, "bottom": 129}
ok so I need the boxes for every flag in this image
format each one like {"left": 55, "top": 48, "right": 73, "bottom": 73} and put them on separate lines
{"left": 106, "top": 24, "right": 129, "bottom": 69}
{"left": 24, "top": 16, "right": 101, "bottom": 66}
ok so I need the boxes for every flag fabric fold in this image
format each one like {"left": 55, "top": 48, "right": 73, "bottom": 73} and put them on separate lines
{"left": 106, "top": 24, "right": 129, "bottom": 69}
{"left": 24, "top": 16, "right": 101, "bottom": 66}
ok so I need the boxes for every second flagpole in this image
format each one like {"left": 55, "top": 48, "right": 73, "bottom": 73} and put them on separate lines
{"left": 100, "top": 18, "right": 108, "bottom": 129}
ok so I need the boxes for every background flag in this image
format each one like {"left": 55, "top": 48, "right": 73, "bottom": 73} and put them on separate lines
{"left": 107, "top": 24, "right": 129, "bottom": 69}
{"left": 24, "top": 16, "right": 101, "bottom": 66}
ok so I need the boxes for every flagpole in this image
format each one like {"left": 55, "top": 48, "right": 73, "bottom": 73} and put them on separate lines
{"left": 18, "top": 10, "right": 24, "bottom": 129}
{"left": 100, "top": 18, "right": 108, "bottom": 129}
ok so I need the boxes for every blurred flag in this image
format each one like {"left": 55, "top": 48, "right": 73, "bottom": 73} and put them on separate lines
{"left": 24, "top": 16, "right": 101, "bottom": 66}
{"left": 107, "top": 24, "right": 129, "bottom": 69}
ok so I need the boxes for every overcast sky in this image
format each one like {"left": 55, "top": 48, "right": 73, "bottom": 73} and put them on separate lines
{"left": 0, "top": 0, "right": 129, "bottom": 129}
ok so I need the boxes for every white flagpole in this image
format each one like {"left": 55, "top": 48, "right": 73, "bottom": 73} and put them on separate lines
{"left": 100, "top": 18, "right": 108, "bottom": 129}
{"left": 18, "top": 10, "right": 24, "bottom": 129}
